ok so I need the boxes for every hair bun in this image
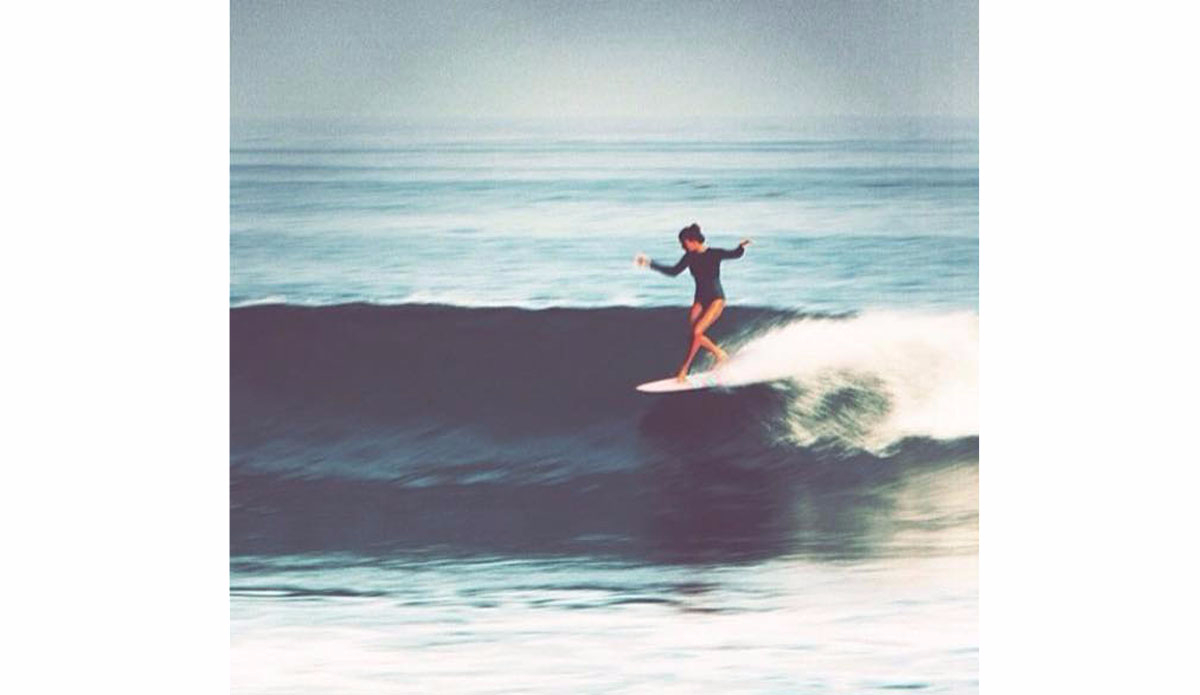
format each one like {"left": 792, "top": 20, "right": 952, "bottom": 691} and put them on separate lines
{"left": 678, "top": 223, "right": 705, "bottom": 243}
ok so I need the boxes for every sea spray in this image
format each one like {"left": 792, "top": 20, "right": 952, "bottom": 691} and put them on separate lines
{"left": 720, "top": 311, "right": 979, "bottom": 451}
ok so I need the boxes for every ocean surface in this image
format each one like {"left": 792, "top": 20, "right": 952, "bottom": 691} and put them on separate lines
{"left": 231, "top": 117, "right": 979, "bottom": 693}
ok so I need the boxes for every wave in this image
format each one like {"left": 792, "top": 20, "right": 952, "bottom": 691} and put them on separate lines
{"left": 232, "top": 304, "right": 976, "bottom": 486}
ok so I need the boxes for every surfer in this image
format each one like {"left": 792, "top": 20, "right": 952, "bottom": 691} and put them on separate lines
{"left": 636, "top": 223, "right": 751, "bottom": 381}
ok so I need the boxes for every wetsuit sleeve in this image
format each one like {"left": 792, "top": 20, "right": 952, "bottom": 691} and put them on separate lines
{"left": 649, "top": 254, "right": 689, "bottom": 276}
{"left": 716, "top": 245, "right": 745, "bottom": 259}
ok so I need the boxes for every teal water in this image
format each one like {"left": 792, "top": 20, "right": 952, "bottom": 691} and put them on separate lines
{"left": 231, "top": 118, "right": 977, "bottom": 311}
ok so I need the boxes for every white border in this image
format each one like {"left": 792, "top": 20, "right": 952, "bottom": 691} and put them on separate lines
{"left": 984, "top": 3, "right": 1196, "bottom": 693}
{"left": 7, "top": 3, "right": 228, "bottom": 692}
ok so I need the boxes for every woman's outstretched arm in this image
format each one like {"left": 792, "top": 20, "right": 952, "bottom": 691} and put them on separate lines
{"left": 717, "top": 239, "right": 752, "bottom": 259}
{"left": 646, "top": 254, "right": 689, "bottom": 276}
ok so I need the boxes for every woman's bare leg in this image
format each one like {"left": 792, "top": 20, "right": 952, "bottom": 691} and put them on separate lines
{"left": 698, "top": 335, "right": 728, "bottom": 362}
{"left": 678, "top": 302, "right": 707, "bottom": 378}
{"left": 694, "top": 300, "right": 727, "bottom": 362}
{"left": 677, "top": 300, "right": 726, "bottom": 379}
{"left": 687, "top": 303, "right": 726, "bottom": 360}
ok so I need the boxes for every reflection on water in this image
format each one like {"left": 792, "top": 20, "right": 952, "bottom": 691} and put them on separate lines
{"left": 233, "top": 436, "right": 977, "bottom": 564}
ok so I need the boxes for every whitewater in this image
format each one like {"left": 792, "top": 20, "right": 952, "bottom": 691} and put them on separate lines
{"left": 719, "top": 311, "right": 978, "bottom": 451}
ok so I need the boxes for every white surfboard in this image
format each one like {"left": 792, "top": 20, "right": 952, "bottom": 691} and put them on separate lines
{"left": 636, "top": 370, "right": 729, "bottom": 393}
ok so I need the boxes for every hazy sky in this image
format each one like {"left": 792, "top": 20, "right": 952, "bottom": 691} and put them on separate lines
{"left": 232, "top": 0, "right": 977, "bottom": 120}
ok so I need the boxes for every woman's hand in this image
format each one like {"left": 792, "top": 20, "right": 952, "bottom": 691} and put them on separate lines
{"left": 634, "top": 253, "right": 650, "bottom": 268}
{"left": 738, "top": 238, "right": 752, "bottom": 248}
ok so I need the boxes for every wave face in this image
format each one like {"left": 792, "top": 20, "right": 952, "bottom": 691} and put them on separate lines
{"left": 233, "top": 302, "right": 975, "bottom": 476}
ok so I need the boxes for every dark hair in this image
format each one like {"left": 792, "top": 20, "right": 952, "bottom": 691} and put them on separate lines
{"left": 678, "top": 223, "right": 704, "bottom": 244}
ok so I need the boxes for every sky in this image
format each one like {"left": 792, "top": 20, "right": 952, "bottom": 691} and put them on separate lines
{"left": 231, "top": 0, "right": 977, "bottom": 121}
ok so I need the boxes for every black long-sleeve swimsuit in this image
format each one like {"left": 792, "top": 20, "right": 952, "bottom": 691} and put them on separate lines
{"left": 650, "top": 246, "right": 745, "bottom": 305}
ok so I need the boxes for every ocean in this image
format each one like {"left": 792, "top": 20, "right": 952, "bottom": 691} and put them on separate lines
{"left": 231, "top": 117, "right": 979, "bottom": 693}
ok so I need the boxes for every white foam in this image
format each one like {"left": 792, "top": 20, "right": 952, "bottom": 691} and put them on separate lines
{"left": 231, "top": 295, "right": 290, "bottom": 307}
{"left": 717, "top": 311, "right": 978, "bottom": 451}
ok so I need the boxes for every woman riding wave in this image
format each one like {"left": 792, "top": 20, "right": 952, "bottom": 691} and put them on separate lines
{"left": 636, "top": 223, "right": 751, "bottom": 381}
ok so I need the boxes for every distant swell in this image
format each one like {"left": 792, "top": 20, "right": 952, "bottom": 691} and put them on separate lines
{"left": 232, "top": 304, "right": 976, "bottom": 488}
